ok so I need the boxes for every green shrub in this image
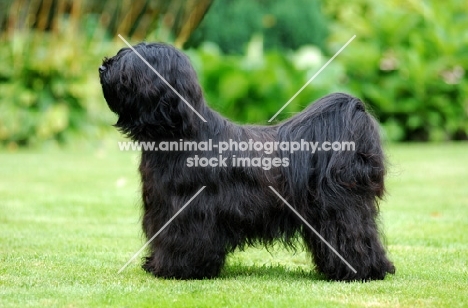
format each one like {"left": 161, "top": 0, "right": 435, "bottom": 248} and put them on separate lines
{"left": 324, "top": 0, "right": 468, "bottom": 141}
{"left": 186, "top": 0, "right": 328, "bottom": 54}
{"left": 3, "top": 0, "right": 467, "bottom": 146}
{"left": 189, "top": 38, "right": 345, "bottom": 124}
{"left": 0, "top": 31, "right": 343, "bottom": 146}
{"left": 0, "top": 31, "right": 117, "bottom": 146}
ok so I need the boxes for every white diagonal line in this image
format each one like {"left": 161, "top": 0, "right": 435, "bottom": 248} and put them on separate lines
{"left": 268, "top": 35, "right": 356, "bottom": 122}
{"left": 268, "top": 186, "right": 357, "bottom": 274}
{"left": 117, "top": 186, "right": 206, "bottom": 274}
{"left": 117, "top": 34, "right": 207, "bottom": 123}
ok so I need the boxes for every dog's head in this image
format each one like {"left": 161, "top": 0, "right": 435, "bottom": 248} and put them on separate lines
{"left": 99, "top": 42, "right": 204, "bottom": 139}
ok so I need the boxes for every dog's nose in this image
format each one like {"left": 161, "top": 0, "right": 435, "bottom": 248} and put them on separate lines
{"left": 99, "top": 65, "right": 107, "bottom": 73}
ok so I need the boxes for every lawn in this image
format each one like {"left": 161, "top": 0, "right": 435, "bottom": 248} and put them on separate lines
{"left": 1, "top": 143, "right": 467, "bottom": 307}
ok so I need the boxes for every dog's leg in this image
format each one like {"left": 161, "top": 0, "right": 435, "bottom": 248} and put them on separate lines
{"left": 142, "top": 209, "right": 228, "bottom": 279}
{"left": 277, "top": 93, "right": 396, "bottom": 281}
{"left": 301, "top": 199, "right": 395, "bottom": 281}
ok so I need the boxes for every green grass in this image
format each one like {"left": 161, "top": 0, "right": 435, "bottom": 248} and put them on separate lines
{"left": 1, "top": 143, "right": 467, "bottom": 307}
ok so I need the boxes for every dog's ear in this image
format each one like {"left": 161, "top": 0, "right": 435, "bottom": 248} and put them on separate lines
{"left": 102, "top": 43, "right": 204, "bottom": 140}
{"left": 146, "top": 55, "right": 204, "bottom": 138}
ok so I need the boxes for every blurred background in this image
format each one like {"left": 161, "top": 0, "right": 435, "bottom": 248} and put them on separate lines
{"left": 0, "top": 0, "right": 467, "bottom": 148}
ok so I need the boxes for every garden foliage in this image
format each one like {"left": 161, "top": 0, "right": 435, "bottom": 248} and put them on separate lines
{"left": 0, "top": 0, "right": 466, "bottom": 146}
{"left": 186, "top": 0, "right": 328, "bottom": 54}
{"left": 324, "top": 0, "right": 468, "bottom": 141}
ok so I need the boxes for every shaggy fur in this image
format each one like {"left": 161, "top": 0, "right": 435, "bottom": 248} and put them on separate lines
{"left": 99, "top": 42, "right": 395, "bottom": 281}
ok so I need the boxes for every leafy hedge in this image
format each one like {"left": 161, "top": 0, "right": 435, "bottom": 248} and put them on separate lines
{"left": 0, "top": 31, "right": 117, "bottom": 146}
{"left": 186, "top": 0, "right": 328, "bottom": 54}
{"left": 1, "top": 0, "right": 467, "bottom": 146}
{"left": 189, "top": 40, "right": 343, "bottom": 124}
{"left": 324, "top": 0, "right": 468, "bottom": 141}
{"left": 0, "top": 34, "right": 342, "bottom": 146}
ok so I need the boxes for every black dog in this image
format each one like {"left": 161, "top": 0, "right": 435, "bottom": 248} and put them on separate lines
{"left": 99, "top": 42, "right": 395, "bottom": 281}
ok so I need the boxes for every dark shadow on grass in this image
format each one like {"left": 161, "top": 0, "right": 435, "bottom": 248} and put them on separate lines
{"left": 219, "top": 263, "right": 324, "bottom": 281}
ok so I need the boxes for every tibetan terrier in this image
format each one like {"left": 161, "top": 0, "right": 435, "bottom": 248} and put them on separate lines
{"left": 99, "top": 42, "right": 395, "bottom": 281}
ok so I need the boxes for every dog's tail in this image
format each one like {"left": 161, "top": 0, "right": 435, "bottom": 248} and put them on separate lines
{"left": 278, "top": 92, "right": 385, "bottom": 211}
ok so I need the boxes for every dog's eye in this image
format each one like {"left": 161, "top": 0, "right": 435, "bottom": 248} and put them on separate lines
{"left": 99, "top": 65, "right": 107, "bottom": 73}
